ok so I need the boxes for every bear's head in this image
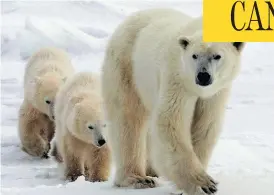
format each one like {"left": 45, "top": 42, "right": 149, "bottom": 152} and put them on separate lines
{"left": 66, "top": 96, "right": 107, "bottom": 148}
{"left": 178, "top": 31, "right": 245, "bottom": 98}
{"left": 30, "top": 73, "right": 67, "bottom": 121}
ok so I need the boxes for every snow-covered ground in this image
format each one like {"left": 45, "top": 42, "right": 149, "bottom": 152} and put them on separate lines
{"left": 1, "top": 1, "right": 274, "bottom": 195}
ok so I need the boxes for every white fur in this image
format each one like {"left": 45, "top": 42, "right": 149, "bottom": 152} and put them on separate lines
{"left": 54, "top": 72, "right": 105, "bottom": 145}
{"left": 18, "top": 47, "right": 74, "bottom": 158}
{"left": 53, "top": 72, "right": 110, "bottom": 182}
{"left": 102, "top": 8, "right": 245, "bottom": 194}
{"left": 24, "top": 47, "right": 74, "bottom": 118}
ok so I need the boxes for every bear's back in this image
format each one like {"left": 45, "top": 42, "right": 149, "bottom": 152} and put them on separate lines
{"left": 62, "top": 72, "right": 100, "bottom": 96}
{"left": 55, "top": 72, "right": 100, "bottom": 114}
{"left": 24, "top": 47, "right": 72, "bottom": 84}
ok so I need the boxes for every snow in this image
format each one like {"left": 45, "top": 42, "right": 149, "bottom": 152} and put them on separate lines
{"left": 1, "top": 1, "right": 274, "bottom": 195}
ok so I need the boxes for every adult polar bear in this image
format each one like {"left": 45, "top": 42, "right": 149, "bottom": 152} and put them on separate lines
{"left": 102, "top": 8, "right": 245, "bottom": 194}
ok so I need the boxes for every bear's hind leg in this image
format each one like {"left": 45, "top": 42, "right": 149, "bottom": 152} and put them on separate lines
{"left": 18, "top": 101, "right": 50, "bottom": 158}
{"left": 110, "top": 97, "right": 156, "bottom": 188}
{"left": 146, "top": 129, "right": 158, "bottom": 178}
{"left": 103, "top": 78, "right": 156, "bottom": 188}
{"left": 146, "top": 164, "right": 158, "bottom": 178}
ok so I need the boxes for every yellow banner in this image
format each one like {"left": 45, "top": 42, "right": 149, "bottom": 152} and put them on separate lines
{"left": 203, "top": 0, "right": 274, "bottom": 42}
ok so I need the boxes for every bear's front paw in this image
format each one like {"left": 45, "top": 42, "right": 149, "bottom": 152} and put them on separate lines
{"left": 41, "top": 142, "right": 51, "bottom": 159}
{"left": 41, "top": 152, "right": 49, "bottom": 159}
{"left": 200, "top": 179, "right": 218, "bottom": 195}
{"left": 84, "top": 172, "right": 108, "bottom": 182}
{"left": 65, "top": 169, "right": 82, "bottom": 182}
{"left": 194, "top": 172, "right": 218, "bottom": 195}
{"left": 116, "top": 175, "right": 158, "bottom": 189}
{"left": 66, "top": 174, "right": 81, "bottom": 182}
{"left": 85, "top": 177, "right": 105, "bottom": 182}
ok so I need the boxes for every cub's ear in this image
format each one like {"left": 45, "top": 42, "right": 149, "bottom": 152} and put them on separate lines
{"left": 179, "top": 37, "right": 191, "bottom": 49}
{"left": 232, "top": 42, "right": 245, "bottom": 52}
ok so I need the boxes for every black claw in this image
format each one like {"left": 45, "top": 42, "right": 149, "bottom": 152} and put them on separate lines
{"left": 209, "top": 186, "right": 217, "bottom": 193}
{"left": 41, "top": 152, "right": 49, "bottom": 159}
{"left": 210, "top": 179, "right": 218, "bottom": 185}
{"left": 145, "top": 179, "right": 151, "bottom": 183}
{"left": 68, "top": 175, "right": 78, "bottom": 182}
{"left": 151, "top": 179, "right": 155, "bottom": 185}
{"left": 201, "top": 187, "right": 210, "bottom": 194}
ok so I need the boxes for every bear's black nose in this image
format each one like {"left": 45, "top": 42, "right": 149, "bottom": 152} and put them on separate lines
{"left": 196, "top": 72, "right": 212, "bottom": 86}
{"left": 98, "top": 139, "right": 106, "bottom": 146}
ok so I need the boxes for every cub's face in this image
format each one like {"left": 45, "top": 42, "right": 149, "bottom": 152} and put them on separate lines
{"left": 68, "top": 101, "right": 107, "bottom": 147}
{"left": 30, "top": 75, "right": 66, "bottom": 121}
{"left": 178, "top": 34, "right": 245, "bottom": 98}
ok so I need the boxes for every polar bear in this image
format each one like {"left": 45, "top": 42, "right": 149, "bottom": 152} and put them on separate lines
{"left": 18, "top": 47, "right": 74, "bottom": 158}
{"left": 101, "top": 8, "right": 245, "bottom": 194}
{"left": 53, "top": 72, "right": 111, "bottom": 182}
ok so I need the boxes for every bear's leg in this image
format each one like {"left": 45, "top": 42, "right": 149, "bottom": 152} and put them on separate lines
{"left": 145, "top": 163, "right": 158, "bottom": 178}
{"left": 18, "top": 102, "right": 50, "bottom": 158}
{"left": 84, "top": 148, "right": 110, "bottom": 182}
{"left": 146, "top": 130, "right": 158, "bottom": 178}
{"left": 45, "top": 119, "right": 55, "bottom": 143}
{"left": 64, "top": 154, "right": 83, "bottom": 182}
{"left": 192, "top": 88, "right": 230, "bottom": 168}
{"left": 63, "top": 135, "right": 83, "bottom": 182}
{"left": 51, "top": 114, "right": 63, "bottom": 162}
{"left": 153, "top": 80, "right": 218, "bottom": 194}
{"left": 50, "top": 140, "right": 63, "bottom": 162}
{"left": 103, "top": 81, "right": 156, "bottom": 188}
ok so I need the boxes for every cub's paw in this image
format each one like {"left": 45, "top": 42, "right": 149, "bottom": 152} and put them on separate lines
{"left": 41, "top": 152, "right": 49, "bottom": 159}
{"left": 65, "top": 169, "right": 82, "bottom": 182}
{"left": 85, "top": 177, "right": 105, "bottom": 182}
{"left": 66, "top": 174, "right": 81, "bottom": 182}
{"left": 116, "top": 175, "right": 157, "bottom": 189}
{"left": 41, "top": 143, "right": 51, "bottom": 159}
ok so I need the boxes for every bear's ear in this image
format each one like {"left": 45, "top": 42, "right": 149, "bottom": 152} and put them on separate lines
{"left": 232, "top": 42, "right": 245, "bottom": 52}
{"left": 179, "top": 37, "right": 191, "bottom": 49}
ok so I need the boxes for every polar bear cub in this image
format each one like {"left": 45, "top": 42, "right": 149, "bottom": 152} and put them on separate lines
{"left": 101, "top": 8, "right": 245, "bottom": 195}
{"left": 53, "top": 72, "right": 111, "bottom": 182}
{"left": 18, "top": 47, "right": 74, "bottom": 158}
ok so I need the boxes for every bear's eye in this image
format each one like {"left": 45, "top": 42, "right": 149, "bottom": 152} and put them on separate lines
{"left": 192, "top": 54, "right": 198, "bottom": 59}
{"left": 213, "top": 54, "right": 221, "bottom": 60}
{"left": 88, "top": 125, "right": 94, "bottom": 130}
{"left": 45, "top": 100, "right": 51, "bottom": 104}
